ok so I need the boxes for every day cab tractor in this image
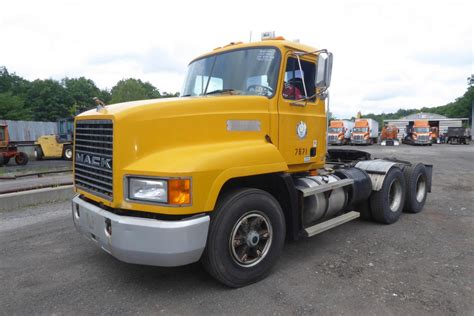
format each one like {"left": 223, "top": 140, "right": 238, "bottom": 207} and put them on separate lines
{"left": 403, "top": 120, "right": 432, "bottom": 146}
{"left": 350, "top": 118, "right": 379, "bottom": 145}
{"left": 380, "top": 125, "right": 400, "bottom": 146}
{"left": 327, "top": 120, "right": 353, "bottom": 145}
{"left": 71, "top": 35, "right": 433, "bottom": 287}
{"left": 35, "top": 118, "right": 74, "bottom": 160}
{"left": 0, "top": 122, "right": 29, "bottom": 166}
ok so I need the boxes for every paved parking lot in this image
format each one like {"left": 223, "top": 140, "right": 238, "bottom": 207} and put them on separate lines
{"left": 0, "top": 144, "right": 472, "bottom": 315}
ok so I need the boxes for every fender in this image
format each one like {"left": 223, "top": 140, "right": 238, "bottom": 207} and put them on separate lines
{"left": 120, "top": 140, "right": 288, "bottom": 214}
{"left": 355, "top": 159, "right": 398, "bottom": 191}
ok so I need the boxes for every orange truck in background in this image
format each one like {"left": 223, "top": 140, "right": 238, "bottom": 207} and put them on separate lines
{"left": 351, "top": 118, "right": 379, "bottom": 145}
{"left": 380, "top": 125, "right": 400, "bottom": 146}
{"left": 328, "top": 120, "right": 353, "bottom": 145}
{"left": 403, "top": 120, "right": 432, "bottom": 146}
{"left": 430, "top": 127, "right": 439, "bottom": 143}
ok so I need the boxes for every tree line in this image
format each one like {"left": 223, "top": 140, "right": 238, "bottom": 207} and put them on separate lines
{"left": 0, "top": 66, "right": 179, "bottom": 121}
{"left": 358, "top": 86, "right": 473, "bottom": 127}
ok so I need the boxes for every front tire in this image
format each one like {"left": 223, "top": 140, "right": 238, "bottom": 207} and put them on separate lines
{"left": 63, "top": 145, "right": 73, "bottom": 160}
{"left": 15, "top": 152, "right": 29, "bottom": 165}
{"left": 202, "top": 188, "right": 286, "bottom": 288}
{"left": 370, "top": 167, "right": 406, "bottom": 224}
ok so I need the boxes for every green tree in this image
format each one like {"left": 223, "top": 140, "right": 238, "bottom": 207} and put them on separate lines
{"left": 161, "top": 91, "right": 180, "bottom": 98}
{"left": 0, "top": 66, "right": 30, "bottom": 96}
{"left": 0, "top": 92, "right": 33, "bottom": 120}
{"left": 110, "top": 78, "right": 161, "bottom": 104}
{"left": 63, "top": 77, "right": 101, "bottom": 114}
{"left": 25, "top": 79, "right": 73, "bottom": 121}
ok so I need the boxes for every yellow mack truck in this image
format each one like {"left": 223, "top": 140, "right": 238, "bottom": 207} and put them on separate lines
{"left": 72, "top": 35, "right": 432, "bottom": 287}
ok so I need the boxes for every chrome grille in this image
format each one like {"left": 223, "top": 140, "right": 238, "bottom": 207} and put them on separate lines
{"left": 417, "top": 135, "right": 429, "bottom": 142}
{"left": 328, "top": 135, "right": 338, "bottom": 143}
{"left": 352, "top": 135, "right": 364, "bottom": 143}
{"left": 74, "top": 120, "right": 113, "bottom": 200}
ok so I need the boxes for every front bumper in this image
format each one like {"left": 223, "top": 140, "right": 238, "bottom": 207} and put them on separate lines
{"left": 328, "top": 139, "right": 344, "bottom": 145}
{"left": 351, "top": 139, "right": 369, "bottom": 145}
{"left": 381, "top": 139, "right": 400, "bottom": 146}
{"left": 72, "top": 195, "right": 209, "bottom": 267}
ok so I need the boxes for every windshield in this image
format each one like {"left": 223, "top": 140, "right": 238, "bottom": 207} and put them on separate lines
{"left": 181, "top": 47, "right": 280, "bottom": 97}
{"left": 353, "top": 127, "right": 368, "bottom": 133}
{"left": 328, "top": 127, "right": 343, "bottom": 133}
{"left": 415, "top": 127, "right": 430, "bottom": 133}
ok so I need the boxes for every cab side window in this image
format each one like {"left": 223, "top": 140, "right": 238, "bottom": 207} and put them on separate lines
{"left": 0, "top": 127, "right": 5, "bottom": 141}
{"left": 282, "top": 57, "right": 316, "bottom": 101}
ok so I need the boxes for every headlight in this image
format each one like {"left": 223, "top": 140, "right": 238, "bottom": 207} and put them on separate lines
{"left": 127, "top": 177, "right": 191, "bottom": 205}
{"left": 128, "top": 178, "right": 168, "bottom": 203}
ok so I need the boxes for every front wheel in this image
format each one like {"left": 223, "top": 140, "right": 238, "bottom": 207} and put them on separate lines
{"left": 63, "top": 145, "right": 73, "bottom": 160}
{"left": 15, "top": 152, "right": 29, "bottom": 165}
{"left": 202, "top": 188, "right": 286, "bottom": 288}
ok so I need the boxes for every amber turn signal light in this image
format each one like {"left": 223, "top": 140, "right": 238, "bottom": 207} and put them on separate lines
{"left": 168, "top": 179, "right": 191, "bottom": 205}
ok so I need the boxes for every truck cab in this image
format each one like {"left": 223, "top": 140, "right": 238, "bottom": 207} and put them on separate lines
{"left": 328, "top": 120, "right": 353, "bottom": 145}
{"left": 350, "top": 118, "right": 378, "bottom": 145}
{"left": 403, "top": 120, "right": 432, "bottom": 146}
{"left": 380, "top": 125, "right": 400, "bottom": 146}
{"left": 71, "top": 36, "right": 432, "bottom": 287}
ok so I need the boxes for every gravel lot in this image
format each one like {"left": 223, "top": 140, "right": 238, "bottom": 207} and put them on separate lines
{"left": 0, "top": 144, "right": 472, "bottom": 315}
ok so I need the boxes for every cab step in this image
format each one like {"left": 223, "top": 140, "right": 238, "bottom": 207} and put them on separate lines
{"left": 304, "top": 211, "right": 360, "bottom": 237}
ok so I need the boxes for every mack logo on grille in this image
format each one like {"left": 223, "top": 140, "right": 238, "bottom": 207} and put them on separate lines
{"left": 76, "top": 153, "right": 112, "bottom": 169}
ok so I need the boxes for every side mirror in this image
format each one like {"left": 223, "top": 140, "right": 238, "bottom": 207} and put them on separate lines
{"left": 315, "top": 52, "right": 333, "bottom": 89}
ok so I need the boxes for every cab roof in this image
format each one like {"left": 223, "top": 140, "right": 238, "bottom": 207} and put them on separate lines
{"left": 190, "top": 39, "right": 318, "bottom": 63}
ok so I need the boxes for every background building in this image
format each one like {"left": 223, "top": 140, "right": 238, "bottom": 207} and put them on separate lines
{"left": 384, "top": 113, "right": 469, "bottom": 139}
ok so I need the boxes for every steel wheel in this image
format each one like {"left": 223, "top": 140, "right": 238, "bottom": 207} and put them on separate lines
{"left": 388, "top": 178, "right": 403, "bottom": 212}
{"left": 415, "top": 174, "right": 426, "bottom": 203}
{"left": 229, "top": 211, "right": 273, "bottom": 267}
{"left": 201, "top": 188, "right": 285, "bottom": 287}
{"left": 65, "top": 148, "right": 73, "bottom": 159}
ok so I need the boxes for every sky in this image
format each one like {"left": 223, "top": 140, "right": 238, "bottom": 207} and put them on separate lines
{"left": 1, "top": 0, "right": 472, "bottom": 118}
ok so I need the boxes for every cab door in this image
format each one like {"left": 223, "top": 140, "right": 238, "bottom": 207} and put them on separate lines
{"left": 277, "top": 53, "right": 327, "bottom": 169}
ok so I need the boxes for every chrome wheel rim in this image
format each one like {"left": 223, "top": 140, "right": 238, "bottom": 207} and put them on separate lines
{"left": 229, "top": 211, "right": 273, "bottom": 267}
{"left": 388, "top": 179, "right": 403, "bottom": 212}
{"left": 415, "top": 174, "right": 426, "bottom": 203}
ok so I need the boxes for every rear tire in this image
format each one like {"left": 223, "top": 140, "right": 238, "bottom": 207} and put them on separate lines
{"left": 403, "top": 163, "right": 428, "bottom": 213}
{"left": 63, "top": 145, "right": 73, "bottom": 160}
{"left": 15, "top": 152, "right": 28, "bottom": 165}
{"left": 3, "top": 157, "right": 10, "bottom": 165}
{"left": 370, "top": 167, "right": 406, "bottom": 224}
{"left": 35, "top": 147, "right": 44, "bottom": 160}
{"left": 353, "top": 201, "right": 372, "bottom": 221}
{"left": 202, "top": 188, "right": 286, "bottom": 288}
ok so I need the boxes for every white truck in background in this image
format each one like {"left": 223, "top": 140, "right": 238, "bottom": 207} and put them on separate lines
{"left": 328, "top": 120, "right": 354, "bottom": 145}
{"left": 351, "top": 118, "right": 379, "bottom": 145}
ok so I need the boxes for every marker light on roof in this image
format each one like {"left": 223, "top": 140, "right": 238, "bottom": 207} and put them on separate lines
{"left": 261, "top": 31, "right": 275, "bottom": 40}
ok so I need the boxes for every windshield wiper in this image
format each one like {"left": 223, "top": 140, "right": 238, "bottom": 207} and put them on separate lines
{"left": 204, "top": 89, "right": 236, "bottom": 95}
